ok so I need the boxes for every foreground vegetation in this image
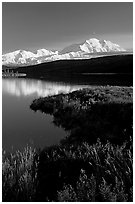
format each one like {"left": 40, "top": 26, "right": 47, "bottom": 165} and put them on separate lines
{"left": 31, "top": 86, "right": 133, "bottom": 145}
{"left": 3, "top": 139, "right": 133, "bottom": 201}
{"left": 3, "top": 86, "right": 133, "bottom": 201}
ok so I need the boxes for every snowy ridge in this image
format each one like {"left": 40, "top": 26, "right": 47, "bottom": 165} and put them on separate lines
{"left": 2, "top": 38, "right": 126, "bottom": 67}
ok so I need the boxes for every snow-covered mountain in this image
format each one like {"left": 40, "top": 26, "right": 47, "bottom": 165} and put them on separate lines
{"left": 60, "top": 38, "right": 126, "bottom": 54}
{"left": 2, "top": 38, "right": 126, "bottom": 67}
{"left": 2, "top": 49, "right": 58, "bottom": 66}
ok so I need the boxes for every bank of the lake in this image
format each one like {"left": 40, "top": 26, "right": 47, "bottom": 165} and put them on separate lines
{"left": 3, "top": 86, "right": 133, "bottom": 202}
{"left": 3, "top": 78, "right": 90, "bottom": 152}
{"left": 31, "top": 86, "right": 132, "bottom": 145}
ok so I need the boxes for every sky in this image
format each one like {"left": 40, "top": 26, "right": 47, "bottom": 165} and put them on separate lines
{"left": 2, "top": 2, "right": 133, "bottom": 54}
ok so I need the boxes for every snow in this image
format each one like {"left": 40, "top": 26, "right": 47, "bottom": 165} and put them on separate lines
{"left": 2, "top": 38, "right": 126, "bottom": 66}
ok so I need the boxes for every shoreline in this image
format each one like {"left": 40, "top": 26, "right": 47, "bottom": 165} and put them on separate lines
{"left": 30, "top": 86, "right": 133, "bottom": 145}
{"left": 3, "top": 86, "right": 133, "bottom": 201}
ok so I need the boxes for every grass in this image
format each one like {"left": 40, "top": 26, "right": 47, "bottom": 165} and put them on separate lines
{"left": 2, "top": 146, "right": 39, "bottom": 201}
{"left": 3, "top": 86, "right": 133, "bottom": 201}
{"left": 3, "top": 139, "right": 133, "bottom": 201}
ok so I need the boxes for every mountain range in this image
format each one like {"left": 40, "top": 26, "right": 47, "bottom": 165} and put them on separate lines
{"left": 2, "top": 38, "right": 126, "bottom": 67}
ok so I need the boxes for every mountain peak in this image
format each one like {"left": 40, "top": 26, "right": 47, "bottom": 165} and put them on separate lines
{"left": 2, "top": 37, "right": 126, "bottom": 66}
{"left": 86, "top": 38, "right": 99, "bottom": 43}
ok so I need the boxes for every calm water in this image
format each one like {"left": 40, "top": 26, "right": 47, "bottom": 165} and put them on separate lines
{"left": 2, "top": 78, "right": 90, "bottom": 152}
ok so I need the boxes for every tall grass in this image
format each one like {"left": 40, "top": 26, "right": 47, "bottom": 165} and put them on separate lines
{"left": 56, "top": 139, "right": 133, "bottom": 202}
{"left": 2, "top": 139, "right": 132, "bottom": 201}
{"left": 2, "top": 145, "right": 39, "bottom": 201}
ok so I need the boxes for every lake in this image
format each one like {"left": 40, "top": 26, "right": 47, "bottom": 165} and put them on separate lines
{"left": 2, "top": 74, "right": 132, "bottom": 152}
{"left": 2, "top": 78, "right": 90, "bottom": 152}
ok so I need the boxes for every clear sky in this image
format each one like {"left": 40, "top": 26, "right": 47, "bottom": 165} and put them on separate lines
{"left": 2, "top": 2, "right": 133, "bottom": 54}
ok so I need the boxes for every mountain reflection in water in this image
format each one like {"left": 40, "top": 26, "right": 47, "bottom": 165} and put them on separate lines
{"left": 2, "top": 78, "right": 90, "bottom": 152}
{"left": 2, "top": 78, "right": 90, "bottom": 98}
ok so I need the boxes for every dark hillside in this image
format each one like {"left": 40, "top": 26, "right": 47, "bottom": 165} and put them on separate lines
{"left": 15, "top": 55, "right": 133, "bottom": 78}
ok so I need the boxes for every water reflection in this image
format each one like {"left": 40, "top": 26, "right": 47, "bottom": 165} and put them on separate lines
{"left": 2, "top": 78, "right": 90, "bottom": 152}
{"left": 2, "top": 78, "right": 89, "bottom": 98}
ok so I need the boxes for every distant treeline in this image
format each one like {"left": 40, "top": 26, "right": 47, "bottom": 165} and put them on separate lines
{"left": 7, "top": 54, "right": 133, "bottom": 77}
